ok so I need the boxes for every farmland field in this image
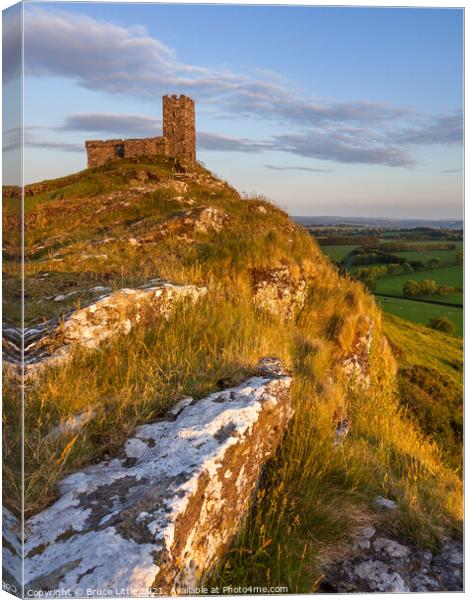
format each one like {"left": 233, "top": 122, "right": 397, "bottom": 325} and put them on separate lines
{"left": 374, "top": 265, "right": 463, "bottom": 305}
{"left": 377, "top": 296, "right": 463, "bottom": 337}
{"left": 317, "top": 232, "right": 463, "bottom": 336}
{"left": 392, "top": 247, "right": 462, "bottom": 267}
{"left": 319, "top": 244, "right": 357, "bottom": 261}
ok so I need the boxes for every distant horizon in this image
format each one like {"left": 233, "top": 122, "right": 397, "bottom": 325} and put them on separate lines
{"left": 290, "top": 214, "right": 463, "bottom": 222}
{"left": 290, "top": 214, "right": 463, "bottom": 227}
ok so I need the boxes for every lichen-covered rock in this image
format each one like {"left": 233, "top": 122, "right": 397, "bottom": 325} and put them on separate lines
{"left": 2, "top": 507, "right": 22, "bottom": 593}
{"left": 250, "top": 265, "right": 307, "bottom": 320}
{"left": 342, "top": 317, "right": 373, "bottom": 388}
{"left": 14, "top": 360, "right": 292, "bottom": 595}
{"left": 3, "top": 281, "right": 206, "bottom": 373}
{"left": 142, "top": 206, "right": 229, "bottom": 244}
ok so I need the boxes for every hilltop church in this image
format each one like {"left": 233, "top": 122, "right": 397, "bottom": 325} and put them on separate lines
{"left": 85, "top": 95, "right": 196, "bottom": 168}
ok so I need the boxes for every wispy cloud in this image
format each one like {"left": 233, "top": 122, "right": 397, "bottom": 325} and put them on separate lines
{"left": 264, "top": 165, "right": 334, "bottom": 173}
{"left": 3, "top": 126, "right": 83, "bottom": 153}
{"left": 441, "top": 168, "right": 462, "bottom": 173}
{"left": 392, "top": 113, "right": 463, "bottom": 145}
{"left": 197, "top": 132, "right": 271, "bottom": 153}
{"left": 62, "top": 113, "right": 162, "bottom": 136}
{"left": 10, "top": 6, "right": 462, "bottom": 168}
{"left": 272, "top": 131, "right": 414, "bottom": 167}
{"left": 2, "top": 4, "right": 22, "bottom": 82}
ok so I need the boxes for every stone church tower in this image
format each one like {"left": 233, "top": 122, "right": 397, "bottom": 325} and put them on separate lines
{"left": 85, "top": 95, "right": 196, "bottom": 168}
{"left": 163, "top": 95, "right": 196, "bottom": 164}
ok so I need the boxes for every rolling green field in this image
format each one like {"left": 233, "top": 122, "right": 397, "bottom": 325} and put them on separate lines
{"left": 377, "top": 296, "right": 463, "bottom": 337}
{"left": 320, "top": 244, "right": 358, "bottom": 261}
{"left": 393, "top": 248, "right": 462, "bottom": 267}
{"left": 390, "top": 241, "right": 463, "bottom": 266}
{"left": 374, "top": 265, "right": 463, "bottom": 305}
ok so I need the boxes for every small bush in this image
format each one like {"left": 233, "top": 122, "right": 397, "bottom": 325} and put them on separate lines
{"left": 403, "top": 279, "right": 437, "bottom": 297}
{"left": 428, "top": 316, "right": 454, "bottom": 334}
{"left": 402, "top": 263, "right": 413, "bottom": 273}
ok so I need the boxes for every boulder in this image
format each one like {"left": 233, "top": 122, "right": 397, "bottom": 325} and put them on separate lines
{"left": 16, "top": 359, "right": 292, "bottom": 595}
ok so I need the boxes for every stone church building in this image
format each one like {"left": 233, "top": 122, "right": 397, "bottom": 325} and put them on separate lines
{"left": 85, "top": 95, "right": 196, "bottom": 168}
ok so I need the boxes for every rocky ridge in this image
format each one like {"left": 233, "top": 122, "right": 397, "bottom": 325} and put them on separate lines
{"left": 3, "top": 280, "right": 206, "bottom": 374}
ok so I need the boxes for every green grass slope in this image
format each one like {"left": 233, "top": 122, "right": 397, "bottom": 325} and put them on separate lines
{"left": 377, "top": 296, "right": 463, "bottom": 337}
{"left": 383, "top": 313, "right": 463, "bottom": 386}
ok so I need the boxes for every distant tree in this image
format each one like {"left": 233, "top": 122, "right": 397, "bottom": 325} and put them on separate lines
{"left": 428, "top": 258, "right": 441, "bottom": 269}
{"left": 361, "top": 273, "right": 377, "bottom": 291}
{"left": 402, "top": 263, "right": 413, "bottom": 273}
{"left": 403, "top": 278, "right": 437, "bottom": 297}
{"left": 436, "top": 285, "right": 456, "bottom": 296}
{"left": 409, "top": 260, "right": 425, "bottom": 270}
{"left": 386, "top": 263, "right": 401, "bottom": 275}
{"left": 456, "top": 251, "right": 463, "bottom": 265}
{"left": 371, "top": 265, "right": 387, "bottom": 278}
{"left": 421, "top": 279, "right": 438, "bottom": 296}
{"left": 403, "top": 280, "right": 421, "bottom": 297}
{"left": 428, "top": 316, "right": 454, "bottom": 334}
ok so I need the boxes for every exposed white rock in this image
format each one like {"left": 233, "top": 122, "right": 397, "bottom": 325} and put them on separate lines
{"left": 342, "top": 320, "right": 373, "bottom": 389}
{"left": 353, "top": 560, "right": 410, "bottom": 592}
{"left": 46, "top": 409, "right": 96, "bottom": 441}
{"left": 14, "top": 360, "right": 292, "bottom": 595}
{"left": 373, "top": 537, "right": 410, "bottom": 559}
{"left": 321, "top": 524, "right": 463, "bottom": 593}
{"left": 375, "top": 496, "right": 398, "bottom": 510}
{"left": 3, "top": 281, "right": 207, "bottom": 374}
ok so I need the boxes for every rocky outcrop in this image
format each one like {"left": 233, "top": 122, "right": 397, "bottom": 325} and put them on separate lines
{"left": 12, "top": 359, "right": 292, "bottom": 595}
{"left": 3, "top": 280, "right": 206, "bottom": 374}
{"left": 139, "top": 206, "right": 230, "bottom": 244}
{"left": 342, "top": 317, "right": 373, "bottom": 388}
{"left": 321, "top": 523, "right": 463, "bottom": 593}
{"left": 251, "top": 265, "right": 308, "bottom": 320}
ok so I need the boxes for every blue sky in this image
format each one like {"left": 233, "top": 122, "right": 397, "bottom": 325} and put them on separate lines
{"left": 3, "top": 2, "right": 464, "bottom": 217}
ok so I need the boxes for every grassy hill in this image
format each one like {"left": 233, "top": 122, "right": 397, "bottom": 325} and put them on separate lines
{"left": 2, "top": 157, "right": 463, "bottom": 591}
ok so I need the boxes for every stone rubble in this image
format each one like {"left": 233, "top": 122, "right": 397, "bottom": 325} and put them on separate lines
{"left": 4, "top": 359, "right": 293, "bottom": 595}
{"left": 320, "top": 524, "right": 463, "bottom": 593}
